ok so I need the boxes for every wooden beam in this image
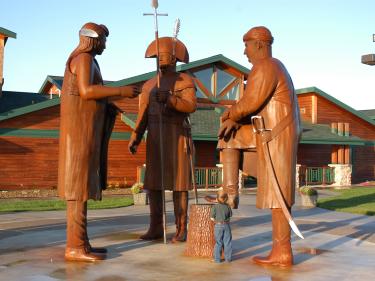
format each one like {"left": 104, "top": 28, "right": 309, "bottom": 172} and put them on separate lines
{"left": 0, "top": 38, "right": 5, "bottom": 85}
{"left": 218, "top": 78, "right": 240, "bottom": 98}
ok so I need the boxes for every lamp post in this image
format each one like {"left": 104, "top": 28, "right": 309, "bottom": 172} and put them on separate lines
{"left": 361, "top": 34, "right": 375, "bottom": 66}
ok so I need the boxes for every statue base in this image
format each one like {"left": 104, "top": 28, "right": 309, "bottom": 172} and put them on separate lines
{"left": 184, "top": 204, "right": 215, "bottom": 258}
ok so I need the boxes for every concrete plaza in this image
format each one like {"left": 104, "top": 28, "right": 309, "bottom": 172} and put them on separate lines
{"left": 0, "top": 190, "right": 374, "bottom": 281}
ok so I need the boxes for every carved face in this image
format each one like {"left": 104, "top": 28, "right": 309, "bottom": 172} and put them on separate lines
{"left": 243, "top": 39, "right": 258, "bottom": 63}
{"left": 96, "top": 36, "right": 107, "bottom": 55}
{"left": 158, "top": 52, "right": 176, "bottom": 69}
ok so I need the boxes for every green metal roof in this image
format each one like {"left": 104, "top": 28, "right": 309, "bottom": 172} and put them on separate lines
{"left": 0, "top": 128, "right": 131, "bottom": 140}
{"left": 359, "top": 109, "right": 375, "bottom": 120}
{"left": 0, "top": 91, "right": 52, "bottom": 114}
{"left": 38, "top": 75, "right": 113, "bottom": 93}
{"left": 299, "top": 122, "right": 366, "bottom": 145}
{"left": 296, "top": 87, "right": 375, "bottom": 126}
{"left": 0, "top": 96, "right": 60, "bottom": 122}
{"left": 121, "top": 108, "right": 367, "bottom": 145}
{"left": 38, "top": 75, "right": 63, "bottom": 93}
{"left": 0, "top": 27, "right": 17, "bottom": 39}
{"left": 109, "top": 54, "right": 249, "bottom": 87}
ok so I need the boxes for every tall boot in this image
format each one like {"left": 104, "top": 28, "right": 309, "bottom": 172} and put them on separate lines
{"left": 172, "top": 191, "right": 181, "bottom": 242}
{"left": 65, "top": 201, "right": 104, "bottom": 262}
{"left": 171, "top": 191, "right": 188, "bottom": 243}
{"left": 83, "top": 203, "right": 107, "bottom": 254}
{"left": 222, "top": 149, "right": 240, "bottom": 209}
{"left": 204, "top": 149, "right": 240, "bottom": 208}
{"left": 252, "top": 208, "right": 293, "bottom": 267}
{"left": 140, "top": 190, "right": 163, "bottom": 240}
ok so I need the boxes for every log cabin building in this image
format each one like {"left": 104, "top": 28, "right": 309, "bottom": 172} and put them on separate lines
{"left": 0, "top": 54, "right": 374, "bottom": 190}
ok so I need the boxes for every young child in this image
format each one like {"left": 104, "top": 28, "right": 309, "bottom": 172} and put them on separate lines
{"left": 210, "top": 190, "right": 233, "bottom": 263}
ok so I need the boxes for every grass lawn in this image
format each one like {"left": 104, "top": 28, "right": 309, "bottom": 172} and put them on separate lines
{"left": 0, "top": 196, "right": 134, "bottom": 213}
{"left": 317, "top": 187, "right": 375, "bottom": 216}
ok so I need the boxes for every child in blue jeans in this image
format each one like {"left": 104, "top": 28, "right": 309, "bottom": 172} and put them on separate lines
{"left": 210, "top": 190, "right": 232, "bottom": 263}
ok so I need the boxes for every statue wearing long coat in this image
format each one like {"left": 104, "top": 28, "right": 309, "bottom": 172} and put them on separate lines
{"left": 58, "top": 57, "right": 116, "bottom": 202}
{"left": 227, "top": 57, "right": 301, "bottom": 209}
{"left": 131, "top": 73, "right": 196, "bottom": 191}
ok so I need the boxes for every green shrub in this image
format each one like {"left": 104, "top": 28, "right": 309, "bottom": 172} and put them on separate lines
{"left": 131, "top": 182, "right": 144, "bottom": 194}
{"left": 300, "top": 186, "right": 318, "bottom": 196}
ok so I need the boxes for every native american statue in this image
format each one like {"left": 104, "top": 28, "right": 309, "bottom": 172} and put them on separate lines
{"left": 218, "top": 26, "right": 302, "bottom": 267}
{"left": 128, "top": 36, "right": 196, "bottom": 243}
{"left": 58, "top": 22, "right": 140, "bottom": 262}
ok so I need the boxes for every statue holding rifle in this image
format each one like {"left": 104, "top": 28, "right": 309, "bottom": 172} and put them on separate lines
{"left": 129, "top": 20, "right": 197, "bottom": 242}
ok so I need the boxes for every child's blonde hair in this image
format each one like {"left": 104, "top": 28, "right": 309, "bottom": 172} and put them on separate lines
{"left": 217, "top": 190, "right": 228, "bottom": 204}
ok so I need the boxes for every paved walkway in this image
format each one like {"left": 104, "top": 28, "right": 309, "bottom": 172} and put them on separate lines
{"left": 0, "top": 191, "right": 374, "bottom": 281}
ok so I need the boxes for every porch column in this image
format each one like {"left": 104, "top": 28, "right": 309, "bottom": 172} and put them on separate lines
{"left": 328, "top": 164, "right": 352, "bottom": 187}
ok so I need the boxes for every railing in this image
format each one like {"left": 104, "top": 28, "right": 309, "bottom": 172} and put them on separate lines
{"left": 136, "top": 166, "right": 223, "bottom": 189}
{"left": 195, "top": 167, "right": 223, "bottom": 189}
{"left": 300, "top": 166, "right": 335, "bottom": 185}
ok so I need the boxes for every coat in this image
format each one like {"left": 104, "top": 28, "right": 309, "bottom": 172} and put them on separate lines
{"left": 131, "top": 72, "right": 197, "bottom": 191}
{"left": 228, "top": 57, "right": 301, "bottom": 208}
{"left": 58, "top": 58, "right": 116, "bottom": 201}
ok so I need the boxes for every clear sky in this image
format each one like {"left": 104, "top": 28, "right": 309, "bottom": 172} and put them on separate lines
{"left": 1, "top": 0, "right": 374, "bottom": 109}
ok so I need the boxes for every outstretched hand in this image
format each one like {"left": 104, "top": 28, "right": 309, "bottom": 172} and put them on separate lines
{"left": 121, "top": 85, "right": 141, "bottom": 98}
{"left": 218, "top": 119, "right": 240, "bottom": 139}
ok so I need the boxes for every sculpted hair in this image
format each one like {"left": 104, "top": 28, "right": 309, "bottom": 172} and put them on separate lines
{"left": 217, "top": 190, "right": 228, "bottom": 204}
{"left": 66, "top": 22, "right": 109, "bottom": 70}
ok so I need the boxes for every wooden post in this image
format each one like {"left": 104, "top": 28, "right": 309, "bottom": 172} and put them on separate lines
{"left": 185, "top": 204, "right": 215, "bottom": 258}
{"left": 331, "top": 145, "right": 338, "bottom": 164}
{"left": 0, "top": 37, "right": 4, "bottom": 96}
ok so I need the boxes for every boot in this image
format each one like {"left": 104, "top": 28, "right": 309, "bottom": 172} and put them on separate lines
{"left": 222, "top": 149, "right": 240, "bottom": 209}
{"left": 171, "top": 191, "right": 188, "bottom": 243}
{"left": 252, "top": 208, "right": 293, "bottom": 267}
{"left": 140, "top": 191, "right": 163, "bottom": 240}
{"left": 171, "top": 191, "right": 181, "bottom": 242}
{"left": 65, "top": 201, "right": 104, "bottom": 262}
{"left": 83, "top": 207, "right": 107, "bottom": 254}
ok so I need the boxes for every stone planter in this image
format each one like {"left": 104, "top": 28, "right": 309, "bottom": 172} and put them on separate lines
{"left": 301, "top": 194, "right": 318, "bottom": 208}
{"left": 133, "top": 192, "right": 148, "bottom": 205}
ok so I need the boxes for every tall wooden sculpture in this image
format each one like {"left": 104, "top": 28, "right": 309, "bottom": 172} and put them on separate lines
{"left": 218, "top": 26, "right": 303, "bottom": 267}
{"left": 58, "top": 22, "right": 140, "bottom": 262}
{"left": 128, "top": 35, "right": 196, "bottom": 243}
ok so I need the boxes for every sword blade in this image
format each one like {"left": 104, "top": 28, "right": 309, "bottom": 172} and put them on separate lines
{"left": 261, "top": 134, "right": 304, "bottom": 239}
{"left": 289, "top": 219, "right": 305, "bottom": 239}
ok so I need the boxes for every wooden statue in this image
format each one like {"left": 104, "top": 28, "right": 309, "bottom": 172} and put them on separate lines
{"left": 128, "top": 37, "right": 196, "bottom": 242}
{"left": 218, "top": 26, "right": 302, "bottom": 267}
{"left": 58, "top": 22, "right": 140, "bottom": 262}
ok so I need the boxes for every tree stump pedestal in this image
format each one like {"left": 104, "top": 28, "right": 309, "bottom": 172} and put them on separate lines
{"left": 184, "top": 204, "right": 215, "bottom": 258}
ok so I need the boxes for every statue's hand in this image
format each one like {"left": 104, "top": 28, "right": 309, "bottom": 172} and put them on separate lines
{"left": 128, "top": 137, "right": 138, "bottom": 155}
{"left": 128, "top": 141, "right": 137, "bottom": 155}
{"left": 121, "top": 85, "right": 141, "bottom": 98}
{"left": 220, "top": 110, "right": 230, "bottom": 122}
{"left": 156, "top": 90, "right": 171, "bottom": 103}
{"left": 218, "top": 119, "right": 240, "bottom": 139}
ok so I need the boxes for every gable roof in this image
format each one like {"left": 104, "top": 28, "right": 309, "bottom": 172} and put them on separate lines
{"left": 109, "top": 54, "right": 249, "bottom": 87}
{"left": 38, "top": 75, "right": 63, "bottom": 93}
{"left": 0, "top": 27, "right": 17, "bottom": 39}
{"left": 38, "top": 75, "right": 113, "bottom": 94}
{"left": 296, "top": 86, "right": 375, "bottom": 126}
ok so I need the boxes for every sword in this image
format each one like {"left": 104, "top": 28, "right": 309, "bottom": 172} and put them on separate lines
{"left": 251, "top": 115, "right": 304, "bottom": 239}
{"left": 144, "top": 0, "right": 168, "bottom": 244}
